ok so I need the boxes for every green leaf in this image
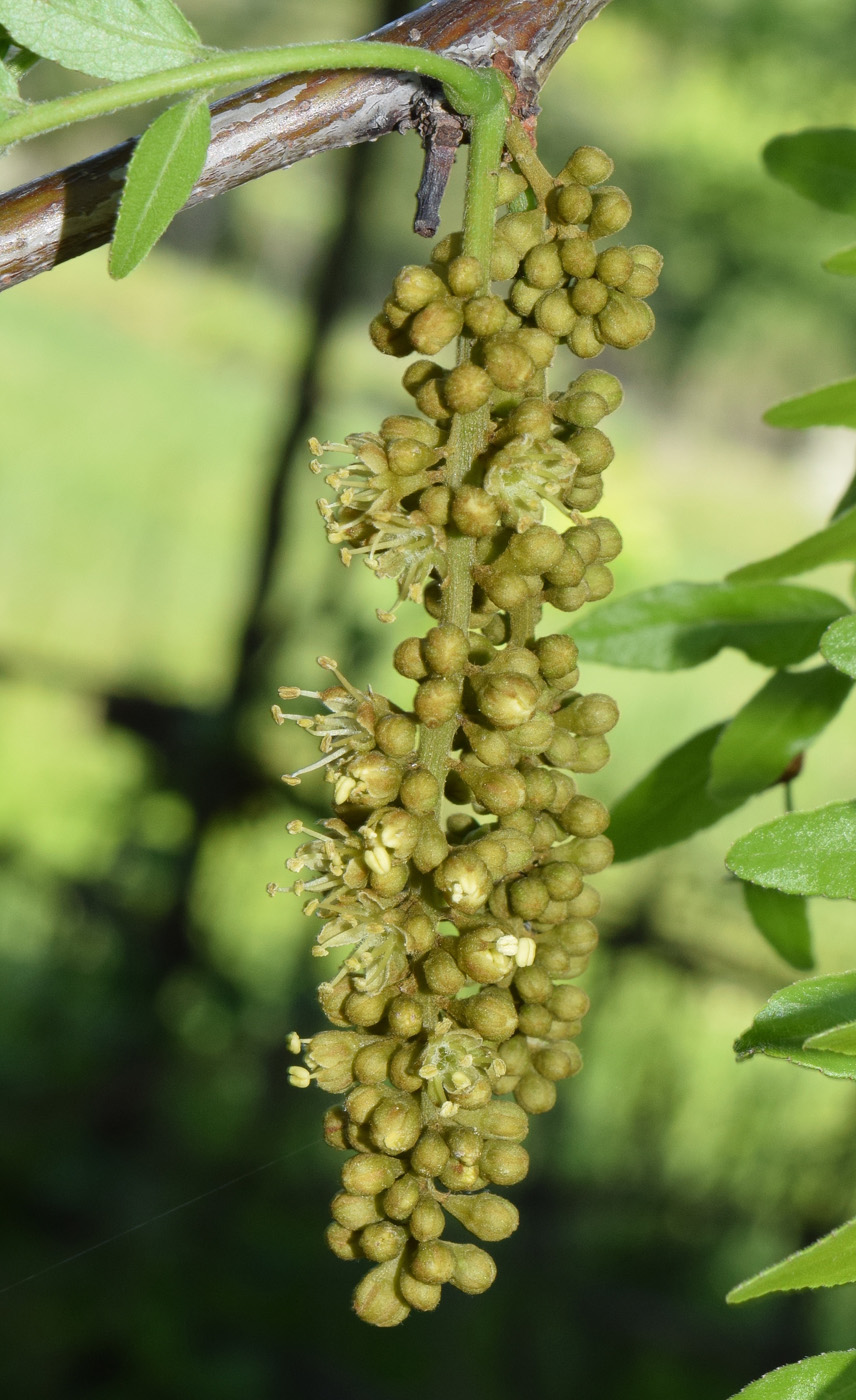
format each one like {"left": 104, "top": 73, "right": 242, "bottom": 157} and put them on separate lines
{"left": 570, "top": 581, "right": 847, "bottom": 671}
{"left": 821, "top": 616, "right": 856, "bottom": 679}
{"left": 109, "top": 94, "right": 210, "bottom": 279}
{"left": 764, "top": 378, "right": 856, "bottom": 430}
{"left": 728, "top": 509, "right": 856, "bottom": 584}
{"left": 728, "top": 1218, "right": 856, "bottom": 1304}
{"left": 708, "top": 666, "right": 852, "bottom": 802}
{"left": 832, "top": 468, "right": 856, "bottom": 522}
{"left": 734, "top": 969, "right": 856, "bottom": 1080}
{"left": 0, "top": 0, "right": 203, "bottom": 80}
{"left": 728, "top": 1352, "right": 856, "bottom": 1399}
{"left": 727, "top": 801, "right": 856, "bottom": 899}
{"left": 764, "top": 128, "right": 856, "bottom": 214}
{"left": 825, "top": 245, "right": 856, "bottom": 277}
{"left": 609, "top": 723, "right": 746, "bottom": 861}
{"left": 742, "top": 883, "right": 813, "bottom": 970}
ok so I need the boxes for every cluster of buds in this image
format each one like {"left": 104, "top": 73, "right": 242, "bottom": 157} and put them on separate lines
{"left": 273, "top": 145, "right": 660, "bottom": 1325}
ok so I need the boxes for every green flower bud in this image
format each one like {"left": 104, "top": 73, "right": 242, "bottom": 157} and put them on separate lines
{"left": 476, "top": 673, "right": 540, "bottom": 729}
{"left": 564, "top": 692, "right": 619, "bottom": 735}
{"left": 439, "top": 1157, "right": 483, "bottom": 1191}
{"left": 303, "top": 1029, "right": 364, "bottom": 1092}
{"left": 434, "top": 851, "right": 493, "bottom": 914}
{"left": 443, "top": 363, "right": 493, "bottom": 415}
{"left": 414, "top": 676, "right": 461, "bottom": 729}
{"left": 446, "top": 1125, "right": 483, "bottom": 1164}
{"left": 522, "top": 766, "right": 558, "bottom": 809}
{"left": 508, "top": 398, "right": 556, "bottom": 438}
{"left": 596, "top": 291, "right": 654, "bottom": 349}
{"left": 556, "top": 390, "right": 609, "bottom": 429}
{"left": 359, "top": 1220, "right": 408, "bottom": 1264}
{"left": 570, "top": 277, "right": 609, "bottom": 316}
{"left": 533, "top": 1045, "right": 582, "bottom": 1081}
{"left": 370, "top": 1095, "right": 423, "bottom": 1155}
{"left": 559, "top": 794, "right": 610, "bottom": 837}
{"left": 492, "top": 828, "right": 535, "bottom": 874}
{"left": 455, "top": 927, "right": 515, "bottom": 984}
{"left": 417, "top": 483, "right": 449, "bottom": 526}
{"left": 374, "top": 713, "right": 418, "bottom": 758}
{"left": 326, "top": 1221, "right": 362, "bottom": 1260}
{"left": 479, "top": 1141, "right": 529, "bottom": 1187}
{"left": 517, "top": 1001, "right": 554, "bottom": 1037}
{"left": 369, "top": 864, "right": 411, "bottom": 897}
{"left": 369, "top": 314, "right": 411, "bottom": 357}
{"left": 418, "top": 624, "right": 467, "bottom": 677}
{"left": 490, "top": 237, "right": 521, "bottom": 280}
{"left": 464, "top": 987, "right": 519, "bottom": 1041}
{"left": 404, "top": 910, "right": 436, "bottom": 957}
{"left": 508, "top": 875, "right": 550, "bottom": 919}
{"left": 515, "top": 327, "right": 558, "bottom": 371}
{"left": 628, "top": 242, "right": 664, "bottom": 273}
{"left": 464, "top": 294, "right": 509, "bottom": 338}
{"left": 548, "top": 988, "right": 590, "bottom": 1025}
{"left": 388, "top": 1043, "right": 425, "bottom": 1093}
{"left": 353, "top": 1039, "right": 397, "bottom": 1085}
{"left": 317, "top": 976, "right": 351, "bottom": 1027}
{"left": 383, "top": 1172, "right": 420, "bottom": 1220}
{"left": 595, "top": 245, "right": 635, "bottom": 288}
{"left": 513, "top": 964, "right": 554, "bottom": 1003}
{"left": 444, "top": 1191, "right": 520, "bottom": 1242}
{"left": 344, "top": 986, "right": 393, "bottom": 1028}
{"left": 462, "top": 720, "right": 514, "bottom": 769}
{"left": 384, "top": 995, "right": 422, "bottom": 1041}
{"left": 402, "top": 358, "right": 442, "bottom": 397}
{"left": 569, "top": 315, "right": 604, "bottom": 359}
{"left": 385, "top": 437, "right": 435, "bottom": 478}
{"left": 393, "top": 264, "right": 446, "bottom": 312}
{"left": 584, "top": 561, "right": 614, "bottom": 601}
{"left": 479, "top": 568, "right": 535, "bottom": 611}
{"left": 413, "top": 821, "right": 448, "bottom": 875}
{"left": 446, "top": 254, "right": 484, "bottom": 297}
{"left": 410, "top": 1129, "right": 451, "bottom": 1178}
{"left": 345, "top": 1082, "right": 388, "bottom": 1126}
{"left": 523, "top": 241, "right": 565, "bottom": 289}
{"left": 380, "top": 414, "right": 443, "bottom": 446}
{"left": 409, "top": 1196, "right": 445, "bottom": 1241}
{"left": 409, "top": 298, "right": 465, "bottom": 356}
{"left": 587, "top": 515, "right": 623, "bottom": 560}
{"left": 554, "top": 917, "right": 599, "bottom": 956}
{"left": 322, "top": 1105, "right": 350, "bottom": 1151}
{"left": 500, "top": 809, "right": 536, "bottom": 836}
{"left": 543, "top": 543, "right": 585, "bottom": 587}
{"left": 534, "top": 288, "right": 577, "bottom": 337}
{"left": 353, "top": 1259, "right": 410, "bottom": 1327}
{"left": 482, "top": 335, "right": 536, "bottom": 392}
{"left": 409, "top": 1239, "right": 456, "bottom": 1284}
{"left": 587, "top": 186, "right": 632, "bottom": 240}
{"left": 544, "top": 583, "right": 590, "bottom": 614}
{"left": 514, "top": 1070, "right": 558, "bottom": 1115}
{"left": 496, "top": 210, "right": 545, "bottom": 256}
{"left": 503, "top": 523, "right": 564, "bottom": 574}
{"left": 496, "top": 169, "right": 529, "bottom": 205}
{"left": 565, "top": 834, "right": 614, "bottom": 874}
{"left": 460, "top": 761, "right": 527, "bottom": 817}
{"left": 345, "top": 750, "right": 402, "bottom": 807}
{"left": 533, "top": 634, "right": 579, "bottom": 678}
{"left": 558, "top": 236, "right": 598, "bottom": 280}
{"left": 451, "top": 485, "right": 501, "bottom": 537}
{"left": 431, "top": 232, "right": 463, "bottom": 264}
{"left": 383, "top": 296, "right": 411, "bottom": 329}
{"left": 342, "top": 1152, "right": 404, "bottom": 1197}
{"left": 568, "top": 427, "right": 615, "bottom": 474}
{"left": 398, "top": 1268, "right": 442, "bottom": 1311}
{"left": 551, "top": 182, "right": 594, "bottom": 225}
{"left": 448, "top": 1242, "right": 497, "bottom": 1294}
{"left": 566, "top": 735, "right": 611, "bottom": 773}
{"left": 421, "top": 948, "right": 467, "bottom": 997}
{"left": 414, "top": 376, "right": 453, "bottom": 423}
{"left": 331, "top": 1190, "right": 385, "bottom": 1229}
{"left": 393, "top": 635, "right": 428, "bottom": 680}
{"left": 561, "top": 145, "right": 614, "bottom": 186}
{"left": 573, "top": 370, "right": 624, "bottom": 413}
{"left": 623, "top": 264, "right": 659, "bottom": 298}
{"left": 510, "top": 277, "right": 545, "bottom": 317}
{"left": 398, "top": 768, "right": 441, "bottom": 816}
{"left": 542, "top": 861, "right": 584, "bottom": 900}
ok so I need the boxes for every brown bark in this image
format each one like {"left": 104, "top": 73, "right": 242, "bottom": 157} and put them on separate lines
{"left": 0, "top": 0, "right": 611, "bottom": 292}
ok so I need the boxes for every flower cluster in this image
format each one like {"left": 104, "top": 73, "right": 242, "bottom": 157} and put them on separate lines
{"left": 272, "top": 145, "right": 660, "bottom": 1325}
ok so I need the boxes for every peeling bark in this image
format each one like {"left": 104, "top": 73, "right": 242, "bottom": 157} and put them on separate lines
{"left": 0, "top": 0, "right": 611, "bottom": 291}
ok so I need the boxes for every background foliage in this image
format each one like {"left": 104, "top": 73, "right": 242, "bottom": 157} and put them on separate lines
{"left": 3, "top": 0, "right": 856, "bottom": 1395}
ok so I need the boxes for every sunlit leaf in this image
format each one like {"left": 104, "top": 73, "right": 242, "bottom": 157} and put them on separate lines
{"left": 570, "top": 581, "right": 847, "bottom": 670}
{"left": 728, "top": 509, "right": 856, "bottom": 584}
{"left": 832, "top": 469, "right": 856, "bottom": 522}
{"left": 0, "top": 0, "right": 203, "bottom": 80}
{"left": 727, "top": 801, "right": 856, "bottom": 899}
{"left": 825, "top": 245, "right": 856, "bottom": 277}
{"left": 728, "top": 1217, "right": 856, "bottom": 1303}
{"left": 734, "top": 969, "right": 856, "bottom": 1084}
{"left": 708, "top": 666, "right": 852, "bottom": 802}
{"left": 728, "top": 1352, "right": 856, "bottom": 1399}
{"left": 109, "top": 94, "right": 210, "bottom": 280}
{"left": 764, "top": 128, "right": 856, "bottom": 214}
{"left": 764, "top": 378, "right": 856, "bottom": 430}
{"left": 609, "top": 723, "right": 746, "bottom": 861}
{"left": 821, "top": 616, "right": 856, "bottom": 679}
{"left": 742, "top": 884, "right": 813, "bottom": 971}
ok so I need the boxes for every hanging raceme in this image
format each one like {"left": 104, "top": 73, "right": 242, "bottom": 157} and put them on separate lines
{"left": 272, "top": 134, "right": 661, "bottom": 1326}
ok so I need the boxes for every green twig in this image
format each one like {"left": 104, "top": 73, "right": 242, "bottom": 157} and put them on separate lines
{"left": 504, "top": 114, "right": 555, "bottom": 206}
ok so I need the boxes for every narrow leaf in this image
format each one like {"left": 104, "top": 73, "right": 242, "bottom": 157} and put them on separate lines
{"left": 742, "top": 883, "right": 813, "bottom": 971}
{"left": 821, "top": 616, "right": 856, "bottom": 679}
{"left": 109, "top": 94, "right": 210, "bottom": 280}
{"left": 609, "top": 724, "right": 746, "bottom": 861}
{"left": 764, "top": 128, "right": 856, "bottom": 214}
{"left": 832, "top": 467, "right": 856, "bottom": 521}
{"left": 764, "top": 378, "right": 856, "bottom": 430}
{"left": 708, "top": 666, "right": 852, "bottom": 802}
{"left": 0, "top": 0, "right": 202, "bottom": 80}
{"left": 570, "top": 581, "right": 847, "bottom": 671}
{"left": 727, "top": 801, "right": 856, "bottom": 899}
{"left": 728, "top": 1217, "right": 856, "bottom": 1303}
{"left": 825, "top": 245, "right": 856, "bottom": 277}
{"left": 734, "top": 969, "right": 856, "bottom": 1081}
{"left": 728, "top": 509, "right": 856, "bottom": 584}
{"left": 728, "top": 1352, "right": 856, "bottom": 1400}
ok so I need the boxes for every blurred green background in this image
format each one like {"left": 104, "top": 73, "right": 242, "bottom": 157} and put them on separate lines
{"left": 2, "top": 1, "right": 856, "bottom": 1395}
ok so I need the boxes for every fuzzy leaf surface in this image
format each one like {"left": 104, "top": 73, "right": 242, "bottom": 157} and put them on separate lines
{"left": 109, "top": 93, "right": 210, "bottom": 279}
{"left": 742, "top": 883, "right": 813, "bottom": 970}
{"left": 733, "top": 969, "right": 856, "bottom": 1081}
{"left": 728, "top": 509, "right": 856, "bottom": 584}
{"left": 729, "top": 1352, "right": 856, "bottom": 1399}
{"left": 609, "top": 723, "right": 745, "bottom": 861}
{"left": 728, "top": 1219, "right": 856, "bottom": 1303}
{"left": 825, "top": 245, "right": 856, "bottom": 276}
{"left": 0, "top": 0, "right": 202, "bottom": 80}
{"left": 764, "top": 128, "right": 856, "bottom": 213}
{"left": 821, "top": 616, "right": 856, "bottom": 679}
{"left": 727, "top": 802, "right": 856, "bottom": 899}
{"left": 708, "top": 666, "right": 852, "bottom": 802}
{"left": 764, "top": 378, "right": 856, "bottom": 430}
{"left": 570, "top": 582, "right": 847, "bottom": 671}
